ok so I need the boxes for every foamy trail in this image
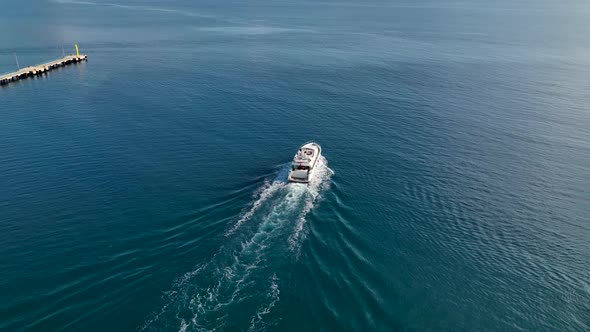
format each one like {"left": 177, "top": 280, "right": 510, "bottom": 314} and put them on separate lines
{"left": 226, "top": 179, "right": 286, "bottom": 236}
{"left": 225, "top": 162, "right": 294, "bottom": 236}
{"left": 288, "top": 156, "right": 334, "bottom": 252}
{"left": 141, "top": 157, "right": 332, "bottom": 331}
{"left": 248, "top": 274, "right": 280, "bottom": 331}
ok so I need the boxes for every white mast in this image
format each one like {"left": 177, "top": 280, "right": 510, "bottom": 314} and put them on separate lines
{"left": 14, "top": 53, "right": 20, "bottom": 69}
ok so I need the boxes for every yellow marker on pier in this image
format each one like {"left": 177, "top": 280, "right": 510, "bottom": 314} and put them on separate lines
{"left": 0, "top": 44, "right": 87, "bottom": 87}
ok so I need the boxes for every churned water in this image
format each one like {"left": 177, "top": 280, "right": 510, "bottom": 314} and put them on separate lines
{"left": 1, "top": 0, "right": 589, "bottom": 331}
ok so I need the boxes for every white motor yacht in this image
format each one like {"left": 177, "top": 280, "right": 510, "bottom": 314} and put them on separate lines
{"left": 288, "top": 142, "right": 322, "bottom": 184}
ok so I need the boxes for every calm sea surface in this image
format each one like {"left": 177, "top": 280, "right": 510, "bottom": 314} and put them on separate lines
{"left": 1, "top": 0, "right": 589, "bottom": 331}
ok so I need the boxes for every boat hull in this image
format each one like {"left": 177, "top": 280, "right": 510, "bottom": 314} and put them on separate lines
{"left": 288, "top": 142, "right": 321, "bottom": 184}
{"left": 287, "top": 177, "right": 310, "bottom": 184}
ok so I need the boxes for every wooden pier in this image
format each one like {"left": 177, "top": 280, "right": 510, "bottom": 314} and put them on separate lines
{"left": 0, "top": 53, "right": 88, "bottom": 87}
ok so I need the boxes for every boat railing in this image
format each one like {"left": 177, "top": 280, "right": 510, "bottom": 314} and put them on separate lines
{"left": 302, "top": 141, "right": 321, "bottom": 156}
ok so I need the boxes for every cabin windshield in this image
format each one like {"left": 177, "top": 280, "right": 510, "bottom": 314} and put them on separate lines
{"left": 293, "top": 165, "right": 310, "bottom": 171}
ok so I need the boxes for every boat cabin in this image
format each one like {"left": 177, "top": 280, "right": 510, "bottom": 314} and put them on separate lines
{"left": 292, "top": 164, "right": 310, "bottom": 171}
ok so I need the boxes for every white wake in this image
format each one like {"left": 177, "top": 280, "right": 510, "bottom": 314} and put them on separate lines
{"left": 141, "top": 156, "right": 333, "bottom": 331}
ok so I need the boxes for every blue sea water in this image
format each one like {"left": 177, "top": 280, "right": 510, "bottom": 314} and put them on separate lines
{"left": 1, "top": 0, "right": 590, "bottom": 331}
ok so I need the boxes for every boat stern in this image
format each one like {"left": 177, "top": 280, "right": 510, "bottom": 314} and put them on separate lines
{"left": 288, "top": 170, "right": 310, "bottom": 183}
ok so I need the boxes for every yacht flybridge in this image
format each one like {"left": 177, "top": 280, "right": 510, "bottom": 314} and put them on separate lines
{"left": 288, "top": 142, "right": 322, "bottom": 184}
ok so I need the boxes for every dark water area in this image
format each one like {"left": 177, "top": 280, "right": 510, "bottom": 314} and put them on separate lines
{"left": 1, "top": 0, "right": 589, "bottom": 331}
